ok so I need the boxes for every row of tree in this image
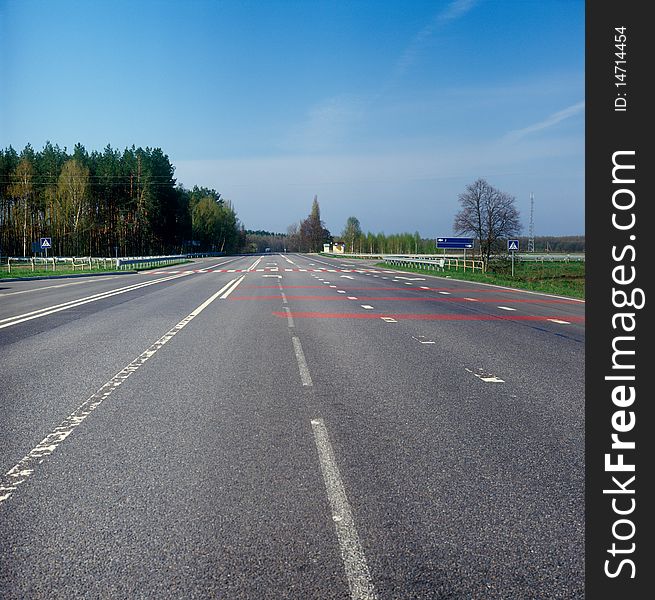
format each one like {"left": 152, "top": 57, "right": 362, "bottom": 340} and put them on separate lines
{"left": 284, "top": 181, "right": 582, "bottom": 265}
{"left": 2, "top": 150, "right": 582, "bottom": 261}
{"left": 0, "top": 143, "right": 242, "bottom": 257}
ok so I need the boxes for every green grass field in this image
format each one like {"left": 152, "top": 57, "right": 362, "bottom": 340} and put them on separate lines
{"left": 0, "top": 265, "right": 124, "bottom": 279}
{"left": 376, "top": 259, "right": 585, "bottom": 299}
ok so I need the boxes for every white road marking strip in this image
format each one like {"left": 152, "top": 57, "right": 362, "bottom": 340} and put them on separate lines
{"left": 361, "top": 305, "right": 374, "bottom": 310}
{"left": 419, "top": 286, "right": 430, "bottom": 290}
{"left": 380, "top": 317, "right": 397, "bottom": 323}
{"left": 248, "top": 257, "right": 263, "bottom": 271}
{"left": 412, "top": 336, "right": 435, "bottom": 344}
{"left": 219, "top": 276, "right": 245, "bottom": 299}
{"left": 330, "top": 285, "right": 337, "bottom": 288}
{"left": 310, "top": 418, "right": 378, "bottom": 600}
{"left": 340, "top": 275, "right": 354, "bottom": 279}
{"left": 347, "top": 296, "right": 358, "bottom": 300}
{"left": 292, "top": 336, "right": 313, "bottom": 386}
{"left": 548, "top": 318, "right": 571, "bottom": 324}
{"left": 0, "top": 273, "right": 189, "bottom": 330}
{"left": 284, "top": 306, "right": 295, "bottom": 328}
{"left": 465, "top": 368, "right": 505, "bottom": 383}
{"left": 263, "top": 275, "right": 282, "bottom": 278}
{"left": 0, "top": 278, "right": 239, "bottom": 505}
{"left": 394, "top": 276, "right": 425, "bottom": 281}
{"left": 337, "top": 290, "right": 346, "bottom": 294}
{"left": 438, "top": 291, "right": 451, "bottom": 295}
{"left": 497, "top": 306, "right": 516, "bottom": 311}
{"left": 464, "top": 297, "right": 478, "bottom": 302}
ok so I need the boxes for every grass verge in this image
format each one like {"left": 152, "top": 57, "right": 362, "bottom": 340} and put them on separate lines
{"left": 376, "top": 260, "right": 585, "bottom": 299}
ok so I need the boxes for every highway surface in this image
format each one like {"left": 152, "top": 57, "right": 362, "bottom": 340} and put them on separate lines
{"left": 0, "top": 253, "right": 585, "bottom": 598}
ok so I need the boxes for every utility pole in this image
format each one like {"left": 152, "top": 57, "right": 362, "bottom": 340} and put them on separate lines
{"left": 528, "top": 192, "right": 535, "bottom": 252}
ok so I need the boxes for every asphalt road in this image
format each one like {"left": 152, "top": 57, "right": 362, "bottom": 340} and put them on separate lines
{"left": 0, "top": 253, "right": 585, "bottom": 599}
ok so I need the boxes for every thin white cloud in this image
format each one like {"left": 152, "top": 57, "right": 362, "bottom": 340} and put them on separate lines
{"left": 504, "top": 101, "right": 585, "bottom": 141}
{"left": 395, "top": 0, "right": 478, "bottom": 75}
{"left": 280, "top": 95, "right": 365, "bottom": 153}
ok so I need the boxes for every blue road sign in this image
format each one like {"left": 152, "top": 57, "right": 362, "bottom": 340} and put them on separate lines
{"left": 40, "top": 237, "right": 52, "bottom": 249}
{"left": 436, "top": 237, "right": 474, "bottom": 249}
{"left": 508, "top": 239, "right": 519, "bottom": 251}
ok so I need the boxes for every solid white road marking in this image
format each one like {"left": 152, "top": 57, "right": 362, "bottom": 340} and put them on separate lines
{"left": 292, "top": 336, "right": 313, "bottom": 386}
{"left": 310, "top": 418, "right": 378, "bottom": 600}
{"left": 347, "top": 297, "right": 358, "bottom": 300}
{"left": 361, "top": 305, "right": 374, "bottom": 310}
{"left": 248, "top": 257, "right": 263, "bottom": 271}
{"left": 284, "top": 306, "right": 295, "bottom": 328}
{"left": 380, "top": 317, "right": 397, "bottom": 323}
{"left": 0, "top": 277, "right": 240, "bottom": 505}
{"left": 548, "top": 318, "right": 571, "bottom": 324}
{"left": 337, "top": 290, "right": 346, "bottom": 294}
{"left": 438, "top": 291, "right": 450, "bottom": 295}
{"left": 497, "top": 306, "right": 516, "bottom": 311}
{"left": 219, "top": 276, "right": 246, "bottom": 299}
{"left": 340, "top": 275, "right": 354, "bottom": 279}
{"left": 0, "top": 273, "right": 189, "bottom": 330}
{"left": 464, "top": 297, "right": 478, "bottom": 302}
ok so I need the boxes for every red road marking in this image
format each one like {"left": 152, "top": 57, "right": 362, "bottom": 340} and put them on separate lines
{"left": 272, "top": 311, "right": 585, "bottom": 322}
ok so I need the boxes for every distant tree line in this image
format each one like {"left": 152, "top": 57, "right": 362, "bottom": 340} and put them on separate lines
{"left": 285, "top": 196, "right": 332, "bottom": 252}
{"left": 243, "top": 230, "right": 288, "bottom": 253}
{"left": 0, "top": 142, "right": 242, "bottom": 257}
{"left": 519, "top": 236, "right": 585, "bottom": 253}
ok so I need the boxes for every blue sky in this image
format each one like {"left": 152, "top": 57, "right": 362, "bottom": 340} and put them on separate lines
{"left": 1, "top": 0, "right": 584, "bottom": 237}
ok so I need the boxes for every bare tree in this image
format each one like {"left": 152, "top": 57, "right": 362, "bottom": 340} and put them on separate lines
{"left": 453, "top": 178, "right": 521, "bottom": 267}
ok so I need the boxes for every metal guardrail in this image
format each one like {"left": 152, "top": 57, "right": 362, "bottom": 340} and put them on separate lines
{"left": 5, "top": 256, "right": 102, "bottom": 273}
{"left": 3, "top": 254, "right": 190, "bottom": 273}
{"left": 115, "top": 255, "right": 188, "bottom": 269}
{"left": 508, "top": 253, "right": 585, "bottom": 262}
{"left": 384, "top": 255, "right": 485, "bottom": 273}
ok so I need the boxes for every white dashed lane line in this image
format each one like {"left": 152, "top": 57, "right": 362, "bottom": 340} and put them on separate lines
{"left": 310, "top": 418, "right": 378, "bottom": 600}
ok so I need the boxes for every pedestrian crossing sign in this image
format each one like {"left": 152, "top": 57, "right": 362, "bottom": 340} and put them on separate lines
{"left": 507, "top": 239, "right": 519, "bottom": 251}
{"left": 40, "top": 237, "right": 52, "bottom": 249}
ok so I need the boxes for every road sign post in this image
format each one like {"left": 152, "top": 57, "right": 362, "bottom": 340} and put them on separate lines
{"left": 436, "top": 237, "right": 474, "bottom": 249}
{"left": 40, "top": 237, "right": 52, "bottom": 259}
{"left": 508, "top": 239, "right": 519, "bottom": 276}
